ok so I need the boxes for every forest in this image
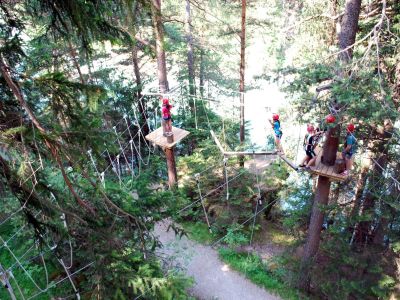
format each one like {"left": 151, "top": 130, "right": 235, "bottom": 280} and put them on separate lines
{"left": 0, "top": 0, "right": 399, "bottom": 299}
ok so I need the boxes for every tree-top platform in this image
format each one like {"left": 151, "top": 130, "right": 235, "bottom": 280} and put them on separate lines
{"left": 308, "top": 147, "right": 347, "bottom": 181}
{"left": 145, "top": 126, "right": 190, "bottom": 149}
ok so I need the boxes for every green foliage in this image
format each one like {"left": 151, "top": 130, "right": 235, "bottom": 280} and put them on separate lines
{"left": 222, "top": 224, "right": 249, "bottom": 247}
{"left": 180, "top": 221, "right": 217, "bottom": 244}
{"left": 218, "top": 248, "right": 305, "bottom": 300}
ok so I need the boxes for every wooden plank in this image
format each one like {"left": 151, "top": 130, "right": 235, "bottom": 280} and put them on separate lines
{"left": 304, "top": 146, "right": 347, "bottom": 181}
{"left": 278, "top": 153, "right": 298, "bottom": 170}
{"left": 310, "top": 161, "right": 347, "bottom": 182}
{"left": 145, "top": 126, "right": 190, "bottom": 149}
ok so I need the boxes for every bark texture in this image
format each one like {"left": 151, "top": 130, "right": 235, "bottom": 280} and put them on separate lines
{"left": 299, "top": 176, "right": 331, "bottom": 291}
{"left": 151, "top": 0, "right": 169, "bottom": 93}
{"left": 338, "top": 0, "right": 362, "bottom": 62}
{"left": 239, "top": 0, "right": 246, "bottom": 166}
{"left": 185, "top": 0, "right": 196, "bottom": 111}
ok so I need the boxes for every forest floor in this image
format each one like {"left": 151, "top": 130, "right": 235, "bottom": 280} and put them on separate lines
{"left": 154, "top": 219, "right": 281, "bottom": 300}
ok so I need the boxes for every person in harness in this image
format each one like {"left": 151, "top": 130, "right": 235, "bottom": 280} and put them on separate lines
{"left": 340, "top": 123, "right": 356, "bottom": 176}
{"left": 299, "top": 124, "right": 323, "bottom": 168}
{"left": 269, "top": 113, "right": 284, "bottom": 153}
{"left": 161, "top": 97, "right": 173, "bottom": 137}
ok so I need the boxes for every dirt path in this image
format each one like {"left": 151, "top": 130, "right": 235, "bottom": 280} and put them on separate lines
{"left": 154, "top": 220, "right": 281, "bottom": 300}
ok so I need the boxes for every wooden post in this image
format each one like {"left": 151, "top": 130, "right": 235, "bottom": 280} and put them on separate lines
{"left": 239, "top": 0, "right": 246, "bottom": 167}
{"left": 165, "top": 147, "right": 177, "bottom": 187}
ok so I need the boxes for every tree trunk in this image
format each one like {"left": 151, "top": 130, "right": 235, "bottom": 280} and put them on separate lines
{"left": 298, "top": 176, "right": 331, "bottom": 291}
{"left": 329, "top": 0, "right": 338, "bottom": 46}
{"left": 299, "top": 0, "right": 362, "bottom": 290}
{"left": 338, "top": 0, "right": 362, "bottom": 62}
{"left": 239, "top": 0, "right": 246, "bottom": 167}
{"left": 132, "top": 46, "right": 149, "bottom": 135}
{"left": 199, "top": 49, "right": 205, "bottom": 98}
{"left": 322, "top": 125, "right": 340, "bottom": 166}
{"left": 165, "top": 148, "right": 177, "bottom": 188}
{"left": 151, "top": 0, "right": 169, "bottom": 94}
{"left": 67, "top": 39, "right": 85, "bottom": 84}
{"left": 354, "top": 152, "right": 389, "bottom": 245}
{"left": 125, "top": 0, "right": 150, "bottom": 135}
{"left": 185, "top": 0, "right": 196, "bottom": 112}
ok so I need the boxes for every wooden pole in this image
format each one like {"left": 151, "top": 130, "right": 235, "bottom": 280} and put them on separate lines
{"left": 239, "top": 0, "right": 246, "bottom": 167}
{"left": 165, "top": 147, "right": 177, "bottom": 187}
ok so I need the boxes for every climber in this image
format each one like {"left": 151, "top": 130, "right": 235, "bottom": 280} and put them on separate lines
{"left": 340, "top": 123, "right": 356, "bottom": 176}
{"left": 161, "top": 97, "right": 173, "bottom": 137}
{"left": 268, "top": 113, "right": 284, "bottom": 153}
{"left": 299, "top": 125, "right": 323, "bottom": 168}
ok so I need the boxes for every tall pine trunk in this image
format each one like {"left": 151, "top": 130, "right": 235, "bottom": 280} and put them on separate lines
{"left": 151, "top": 0, "right": 169, "bottom": 94}
{"left": 298, "top": 0, "right": 362, "bottom": 291}
{"left": 131, "top": 45, "right": 149, "bottom": 135}
{"left": 329, "top": 0, "right": 338, "bottom": 46}
{"left": 185, "top": 0, "right": 196, "bottom": 113}
{"left": 239, "top": 0, "right": 246, "bottom": 167}
{"left": 129, "top": 1, "right": 150, "bottom": 135}
{"left": 338, "top": 0, "right": 362, "bottom": 62}
{"left": 150, "top": 0, "right": 177, "bottom": 187}
{"left": 67, "top": 39, "right": 85, "bottom": 84}
{"left": 353, "top": 124, "right": 393, "bottom": 246}
{"left": 199, "top": 49, "right": 205, "bottom": 98}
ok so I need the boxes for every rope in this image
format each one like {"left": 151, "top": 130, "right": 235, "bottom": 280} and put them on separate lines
{"left": 0, "top": 235, "right": 49, "bottom": 292}
{"left": 177, "top": 168, "right": 247, "bottom": 214}
{"left": 113, "top": 126, "right": 135, "bottom": 176}
{"left": 348, "top": 131, "right": 400, "bottom": 186}
{"left": 224, "top": 157, "right": 229, "bottom": 201}
{"left": 10, "top": 270, "right": 25, "bottom": 300}
{"left": 249, "top": 151, "right": 263, "bottom": 246}
{"left": 87, "top": 149, "right": 102, "bottom": 181}
{"left": 195, "top": 173, "right": 212, "bottom": 233}
{"left": 26, "top": 262, "right": 94, "bottom": 300}
{"left": 211, "top": 199, "right": 278, "bottom": 248}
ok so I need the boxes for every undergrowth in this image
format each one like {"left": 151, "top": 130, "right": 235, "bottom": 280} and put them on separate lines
{"left": 218, "top": 248, "right": 306, "bottom": 300}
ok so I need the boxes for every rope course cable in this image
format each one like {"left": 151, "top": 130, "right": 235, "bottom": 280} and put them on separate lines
{"left": 194, "top": 173, "right": 212, "bottom": 233}
{"left": 211, "top": 199, "right": 279, "bottom": 248}
{"left": 25, "top": 262, "right": 94, "bottom": 300}
{"left": 177, "top": 167, "right": 248, "bottom": 214}
{"left": 0, "top": 98, "right": 164, "bottom": 298}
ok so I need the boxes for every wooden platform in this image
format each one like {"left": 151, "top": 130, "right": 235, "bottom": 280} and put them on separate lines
{"left": 308, "top": 147, "right": 347, "bottom": 181}
{"left": 145, "top": 126, "right": 190, "bottom": 149}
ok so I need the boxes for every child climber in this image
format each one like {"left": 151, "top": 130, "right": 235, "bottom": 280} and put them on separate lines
{"left": 340, "top": 123, "right": 356, "bottom": 176}
{"left": 161, "top": 97, "right": 173, "bottom": 137}
{"left": 269, "top": 113, "right": 284, "bottom": 153}
{"left": 299, "top": 125, "right": 323, "bottom": 169}
{"left": 299, "top": 125, "right": 316, "bottom": 167}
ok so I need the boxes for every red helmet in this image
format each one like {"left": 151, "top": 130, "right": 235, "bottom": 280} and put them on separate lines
{"left": 347, "top": 123, "right": 355, "bottom": 132}
{"left": 325, "top": 114, "right": 336, "bottom": 124}
{"left": 272, "top": 113, "right": 279, "bottom": 121}
{"left": 162, "top": 98, "right": 169, "bottom": 105}
{"left": 307, "top": 125, "right": 315, "bottom": 133}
